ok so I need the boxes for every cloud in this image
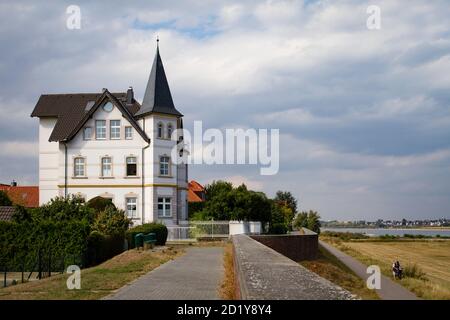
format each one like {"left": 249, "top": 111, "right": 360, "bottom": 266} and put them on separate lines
{"left": 1, "top": 0, "right": 450, "bottom": 219}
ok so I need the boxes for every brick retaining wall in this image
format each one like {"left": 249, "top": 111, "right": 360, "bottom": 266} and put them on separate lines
{"left": 251, "top": 230, "right": 318, "bottom": 261}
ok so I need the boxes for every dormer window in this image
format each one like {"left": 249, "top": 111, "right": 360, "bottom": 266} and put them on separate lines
{"left": 157, "top": 122, "right": 163, "bottom": 139}
{"left": 167, "top": 123, "right": 173, "bottom": 140}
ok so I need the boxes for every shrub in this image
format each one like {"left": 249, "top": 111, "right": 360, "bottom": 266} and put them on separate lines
{"left": 403, "top": 264, "right": 427, "bottom": 280}
{"left": 269, "top": 223, "right": 288, "bottom": 235}
{"left": 91, "top": 206, "right": 130, "bottom": 236}
{"left": 126, "top": 223, "right": 168, "bottom": 248}
{"left": 86, "top": 196, "right": 116, "bottom": 213}
{"left": 86, "top": 231, "right": 124, "bottom": 266}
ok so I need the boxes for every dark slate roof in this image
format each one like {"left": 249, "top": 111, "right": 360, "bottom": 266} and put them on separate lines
{"left": 0, "top": 206, "right": 15, "bottom": 221}
{"left": 135, "top": 46, "right": 183, "bottom": 118}
{"left": 31, "top": 91, "right": 147, "bottom": 142}
{"left": 66, "top": 90, "right": 150, "bottom": 143}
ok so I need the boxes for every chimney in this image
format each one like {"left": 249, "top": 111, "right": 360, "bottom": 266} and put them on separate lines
{"left": 11, "top": 180, "right": 17, "bottom": 187}
{"left": 126, "top": 86, "right": 134, "bottom": 105}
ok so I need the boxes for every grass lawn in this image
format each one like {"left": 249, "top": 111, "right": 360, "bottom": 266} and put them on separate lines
{"left": 322, "top": 237, "right": 450, "bottom": 300}
{"left": 300, "top": 246, "right": 379, "bottom": 300}
{"left": 0, "top": 247, "right": 183, "bottom": 300}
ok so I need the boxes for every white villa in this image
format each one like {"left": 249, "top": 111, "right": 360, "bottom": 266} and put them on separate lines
{"left": 31, "top": 43, "right": 188, "bottom": 226}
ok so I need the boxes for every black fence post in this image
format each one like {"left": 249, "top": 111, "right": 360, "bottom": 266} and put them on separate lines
{"left": 48, "top": 249, "right": 52, "bottom": 278}
{"left": 3, "top": 264, "right": 6, "bottom": 288}
{"left": 38, "top": 248, "right": 42, "bottom": 280}
{"left": 21, "top": 258, "right": 24, "bottom": 283}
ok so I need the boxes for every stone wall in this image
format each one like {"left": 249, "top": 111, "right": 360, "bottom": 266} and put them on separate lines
{"left": 232, "top": 234, "right": 353, "bottom": 300}
{"left": 251, "top": 229, "right": 318, "bottom": 261}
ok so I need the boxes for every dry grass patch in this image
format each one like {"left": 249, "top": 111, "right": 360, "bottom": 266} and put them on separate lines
{"left": 0, "top": 247, "right": 183, "bottom": 300}
{"left": 301, "top": 246, "right": 379, "bottom": 300}
{"left": 323, "top": 239, "right": 450, "bottom": 300}
{"left": 219, "top": 242, "right": 236, "bottom": 300}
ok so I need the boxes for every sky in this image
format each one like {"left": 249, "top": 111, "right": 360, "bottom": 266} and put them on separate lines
{"left": 0, "top": 0, "right": 449, "bottom": 220}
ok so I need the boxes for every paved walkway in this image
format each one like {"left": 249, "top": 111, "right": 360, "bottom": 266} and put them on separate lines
{"left": 105, "top": 247, "right": 224, "bottom": 300}
{"left": 319, "top": 240, "right": 419, "bottom": 300}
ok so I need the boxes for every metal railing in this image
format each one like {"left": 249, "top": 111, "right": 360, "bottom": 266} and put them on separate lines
{"left": 167, "top": 220, "right": 230, "bottom": 241}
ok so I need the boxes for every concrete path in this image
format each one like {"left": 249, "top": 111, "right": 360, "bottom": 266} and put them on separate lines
{"left": 319, "top": 240, "right": 419, "bottom": 300}
{"left": 105, "top": 247, "right": 224, "bottom": 300}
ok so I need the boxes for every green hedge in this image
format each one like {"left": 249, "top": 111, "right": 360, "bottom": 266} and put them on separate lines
{"left": 0, "top": 219, "right": 90, "bottom": 271}
{"left": 126, "top": 223, "right": 168, "bottom": 248}
{"left": 86, "top": 231, "right": 124, "bottom": 266}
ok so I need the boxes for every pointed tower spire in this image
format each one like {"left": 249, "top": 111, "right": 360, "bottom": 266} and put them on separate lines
{"left": 135, "top": 39, "right": 182, "bottom": 117}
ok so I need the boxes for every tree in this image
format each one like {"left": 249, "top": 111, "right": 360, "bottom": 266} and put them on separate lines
{"left": 274, "top": 191, "right": 298, "bottom": 214}
{"left": 269, "top": 201, "right": 288, "bottom": 234}
{"left": 193, "top": 181, "right": 272, "bottom": 226}
{"left": 0, "top": 191, "right": 12, "bottom": 206}
{"left": 293, "top": 211, "right": 308, "bottom": 230}
{"left": 204, "top": 180, "right": 233, "bottom": 201}
{"left": 306, "top": 210, "right": 321, "bottom": 234}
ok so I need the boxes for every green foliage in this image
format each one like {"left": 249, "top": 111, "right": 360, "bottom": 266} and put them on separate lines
{"left": 34, "top": 196, "right": 94, "bottom": 223}
{"left": 194, "top": 181, "right": 272, "bottom": 225}
{"left": 11, "top": 205, "right": 31, "bottom": 222}
{"left": 126, "top": 223, "right": 168, "bottom": 247}
{"left": 306, "top": 211, "right": 321, "bottom": 234}
{"left": 0, "top": 219, "right": 90, "bottom": 270}
{"left": 274, "top": 191, "right": 298, "bottom": 213}
{"left": 321, "top": 231, "right": 370, "bottom": 240}
{"left": 269, "top": 223, "right": 288, "bottom": 234}
{"left": 205, "top": 181, "right": 233, "bottom": 201}
{"left": 86, "top": 196, "right": 116, "bottom": 213}
{"left": 188, "top": 201, "right": 205, "bottom": 216}
{"left": 0, "top": 190, "right": 12, "bottom": 206}
{"left": 293, "top": 212, "right": 308, "bottom": 229}
{"left": 293, "top": 210, "right": 321, "bottom": 234}
{"left": 269, "top": 202, "right": 288, "bottom": 234}
{"left": 0, "top": 195, "right": 130, "bottom": 271}
{"left": 86, "top": 231, "right": 124, "bottom": 266}
{"left": 91, "top": 206, "right": 130, "bottom": 237}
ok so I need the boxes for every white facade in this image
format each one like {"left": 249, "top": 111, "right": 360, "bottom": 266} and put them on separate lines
{"left": 38, "top": 100, "right": 188, "bottom": 226}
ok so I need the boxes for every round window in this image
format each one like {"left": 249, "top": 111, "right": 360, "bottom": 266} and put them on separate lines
{"left": 103, "top": 102, "right": 113, "bottom": 112}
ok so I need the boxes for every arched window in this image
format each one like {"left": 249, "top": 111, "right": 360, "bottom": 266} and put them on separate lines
{"left": 167, "top": 123, "right": 173, "bottom": 139}
{"left": 157, "top": 122, "right": 163, "bottom": 139}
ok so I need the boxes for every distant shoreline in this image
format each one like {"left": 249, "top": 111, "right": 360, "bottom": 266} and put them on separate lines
{"left": 322, "top": 227, "right": 450, "bottom": 231}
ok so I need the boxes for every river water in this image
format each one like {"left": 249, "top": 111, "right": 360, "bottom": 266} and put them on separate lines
{"left": 321, "top": 227, "right": 450, "bottom": 237}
